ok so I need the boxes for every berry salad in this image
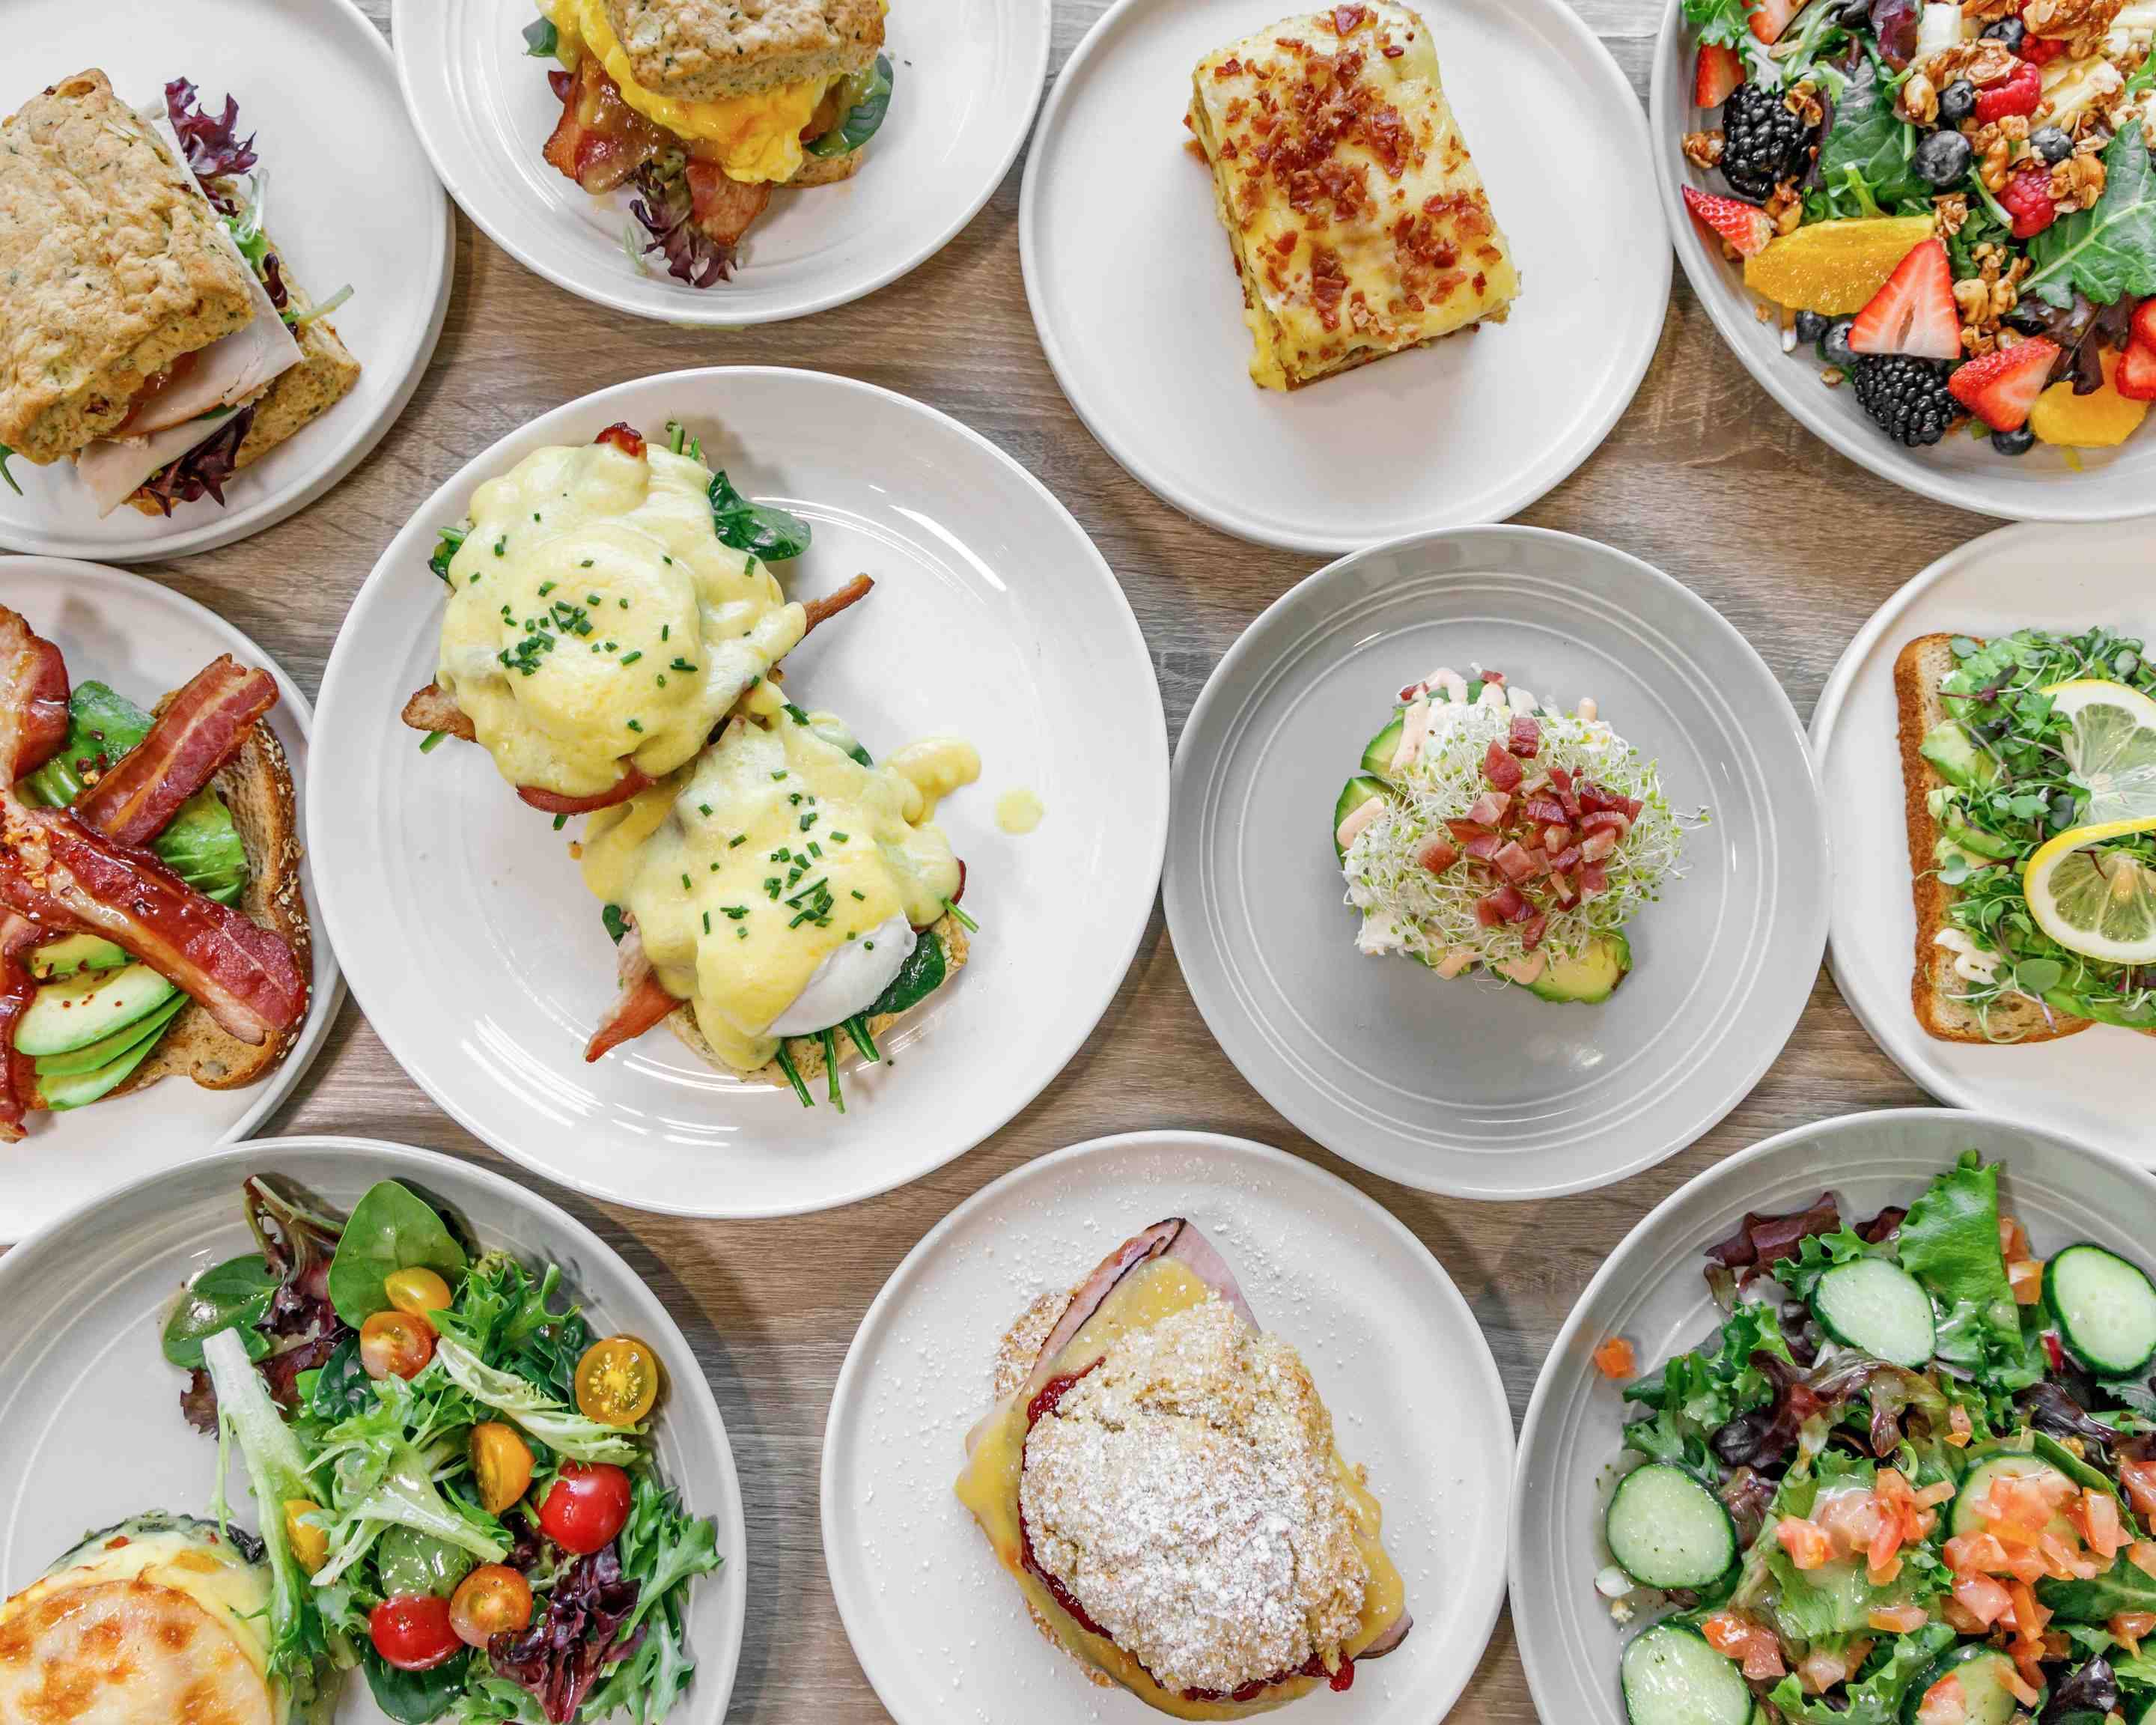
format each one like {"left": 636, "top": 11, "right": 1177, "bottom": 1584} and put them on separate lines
{"left": 1678, "top": 0, "right": 2156, "bottom": 457}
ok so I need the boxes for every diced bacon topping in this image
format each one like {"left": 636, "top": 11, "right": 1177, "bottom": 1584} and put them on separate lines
{"left": 1580, "top": 830, "right": 1618, "bottom": 863}
{"left": 1548, "top": 870, "right": 1576, "bottom": 905}
{"left": 1461, "top": 833, "right": 1502, "bottom": 862}
{"left": 1550, "top": 845, "right": 1583, "bottom": 874}
{"left": 1580, "top": 861, "right": 1610, "bottom": 897}
{"left": 1491, "top": 841, "right": 1535, "bottom": 883}
{"left": 1541, "top": 824, "right": 1571, "bottom": 854}
{"left": 1414, "top": 837, "right": 1458, "bottom": 874}
{"left": 1524, "top": 794, "right": 1567, "bottom": 826}
{"left": 1482, "top": 740, "right": 1523, "bottom": 792}
{"left": 1479, "top": 669, "right": 1505, "bottom": 687}
{"left": 1580, "top": 809, "right": 1630, "bottom": 838}
{"left": 1476, "top": 884, "right": 1524, "bottom": 926}
{"left": 1507, "top": 714, "right": 1541, "bottom": 758}
{"left": 1519, "top": 911, "right": 1547, "bottom": 950}
{"left": 1462, "top": 790, "right": 1511, "bottom": 827}
{"left": 1446, "top": 818, "right": 1491, "bottom": 844}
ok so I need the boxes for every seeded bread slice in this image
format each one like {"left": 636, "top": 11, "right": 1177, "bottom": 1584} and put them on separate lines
{"left": 787, "top": 147, "right": 865, "bottom": 189}
{"left": 1895, "top": 633, "right": 2089, "bottom": 1046}
{"left": 599, "top": 0, "right": 882, "bottom": 100}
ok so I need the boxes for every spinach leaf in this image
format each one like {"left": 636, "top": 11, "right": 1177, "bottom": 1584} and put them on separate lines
{"left": 1813, "top": 57, "right": 1926, "bottom": 216}
{"left": 364, "top": 1644, "right": 472, "bottom": 1724}
{"left": 707, "top": 470, "right": 811, "bottom": 562}
{"left": 302, "top": 1333, "right": 374, "bottom": 1422}
{"left": 1768, "top": 1621, "right": 1955, "bottom": 1724}
{"left": 1898, "top": 1153, "right": 2023, "bottom": 1376}
{"left": 327, "top": 1181, "right": 469, "bottom": 1327}
{"left": 2026, "top": 125, "right": 2156, "bottom": 308}
{"left": 2042, "top": 1555, "right": 2156, "bottom": 1622}
{"left": 520, "top": 16, "right": 557, "bottom": 56}
{"left": 162, "top": 1254, "right": 278, "bottom": 1366}
{"left": 601, "top": 902, "right": 630, "bottom": 945}
{"left": 805, "top": 55, "right": 893, "bottom": 158}
{"left": 867, "top": 930, "right": 946, "bottom": 1019}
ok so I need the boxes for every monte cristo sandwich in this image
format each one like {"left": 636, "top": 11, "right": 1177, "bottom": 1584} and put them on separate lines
{"left": 1187, "top": 2, "right": 1518, "bottom": 391}
{"left": 957, "top": 1218, "right": 1410, "bottom": 1717}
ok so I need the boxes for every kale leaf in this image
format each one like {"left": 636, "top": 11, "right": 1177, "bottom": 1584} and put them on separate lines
{"left": 2026, "top": 125, "right": 2156, "bottom": 308}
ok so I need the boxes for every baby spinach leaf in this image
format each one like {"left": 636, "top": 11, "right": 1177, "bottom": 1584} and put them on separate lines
{"left": 302, "top": 1333, "right": 374, "bottom": 1421}
{"left": 520, "top": 16, "right": 557, "bottom": 55}
{"left": 1815, "top": 57, "right": 1925, "bottom": 215}
{"left": 363, "top": 1644, "right": 472, "bottom": 1724}
{"left": 2026, "top": 126, "right": 2156, "bottom": 308}
{"left": 162, "top": 1254, "right": 278, "bottom": 1366}
{"left": 868, "top": 930, "right": 946, "bottom": 1019}
{"left": 806, "top": 55, "right": 894, "bottom": 159}
{"left": 326, "top": 1181, "right": 469, "bottom": 1327}
{"left": 707, "top": 470, "right": 811, "bottom": 562}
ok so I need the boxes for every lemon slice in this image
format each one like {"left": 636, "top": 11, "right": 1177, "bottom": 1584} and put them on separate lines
{"left": 2024, "top": 816, "right": 2156, "bottom": 964}
{"left": 2044, "top": 679, "right": 2156, "bottom": 824}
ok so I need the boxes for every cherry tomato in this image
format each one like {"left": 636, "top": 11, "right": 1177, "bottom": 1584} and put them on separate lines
{"left": 469, "top": 1421, "right": 535, "bottom": 1515}
{"left": 359, "top": 1309, "right": 436, "bottom": 1381}
{"left": 385, "top": 1266, "right": 453, "bottom": 1317}
{"left": 538, "top": 1462, "right": 633, "bottom": 1555}
{"left": 574, "top": 1336, "right": 662, "bottom": 1426}
{"left": 283, "top": 1499, "right": 328, "bottom": 1575}
{"left": 449, "top": 1564, "right": 534, "bottom": 1649}
{"left": 369, "top": 1592, "right": 461, "bottom": 1670}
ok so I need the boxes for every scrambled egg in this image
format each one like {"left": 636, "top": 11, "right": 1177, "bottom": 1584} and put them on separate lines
{"left": 540, "top": 0, "right": 832, "bottom": 183}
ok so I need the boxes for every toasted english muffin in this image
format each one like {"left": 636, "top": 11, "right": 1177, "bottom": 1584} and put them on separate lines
{"left": 599, "top": 0, "right": 883, "bottom": 100}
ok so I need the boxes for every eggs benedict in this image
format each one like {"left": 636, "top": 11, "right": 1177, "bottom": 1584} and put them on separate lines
{"left": 529, "top": 0, "right": 894, "bottom": 285}
{"left": 579, "top": 697, "right": 975, "bottom": 1105}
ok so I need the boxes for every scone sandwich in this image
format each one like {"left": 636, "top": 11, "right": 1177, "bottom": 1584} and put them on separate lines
{"left": 0, "top": 71, "right": 359, "bottom": 516}
{"left": 528, "top": 0, "right": 894, "bottom": 283}
{"left": 1187, "top": 3, "right": 1518, "bottom": 390}
{"left": 957, "top": 1220, "right": 1411, "bottom": 1717}
{"left": 0, "top": 605, "right": 311, "bottom": 1140}
{"left": 1897, "top": 626, "right": 2156, "bottom": 1043}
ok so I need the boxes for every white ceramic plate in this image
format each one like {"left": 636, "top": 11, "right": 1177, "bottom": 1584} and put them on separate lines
{"left": 1164, "top": 526, "right": 1828, "bottom": 1200}
{"left": 392, "top": 0, "right": 1048, "bottom": 325}
{"left": 1019, "top": 0, "right": 1667, "bottom": 555}
{"left": 0, "top": 0, "right": 451, "bottom": 561}
{"left": 821, "top": 1129, "right": 1514, "bottom": 1725}
{"left": 1812, "top": 517, "right": 2156, "bottom": 1160}
{"left": 309, "top": 366, "right": 1166, "bottom": 1219}
{"left": 1512, "top": 1107, "right": 2154, "bottom": 1723}
{"left": 0, "top": 557, "right": 342, "bottom": 1244}
{"left": 1652, "top": 0, "right": 2156, "bottom": 520}
{"left": 0, "top": 1136, "right": 748, "bottom": 1724}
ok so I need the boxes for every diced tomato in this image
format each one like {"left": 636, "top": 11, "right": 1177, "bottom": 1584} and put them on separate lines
{"left": 1799, "top": 1639, "right": 1870, "bottom": 1694}
{"left": 2009, "top": 1579, "right": 2049, "bottom": 1642}
{"left": 2006, "top": 1256, "right": 2044, "bottom": 1304}
{"left": 1483, "top": 740, "right": 1523, "bottom": 791}
{"left": 2000, "top": 1664, "right": 2043, "bottom": 1709}
{"left": 2111, "top": 1610, "right": 2156, "bottom": 1655}
{"left": 2044, "top": 1331, "right": 2068, "bottom": 1374}
{"left": 2129, "top": 1541, "right": 2156, "bottom": 1581}
{"left": 1702, "top": 1610, "right": 1785, "bottom": 1680}
{"left": 1914, "top": 1479, "right": 1957, "bottom": 1511}
{"left": 2079, "top": 1488, "right": 2128, "bottom": 1561}
{"left": 1776, "top": 1516, "right": 1834, "bottom": 1570}
{"left": 1914, "top": 1673, "right": 1969, "bottom": 1725}
{"left": 1868, "top": 1603, "right": 1931, "bottom": 1634}
{"left": 2121, "top": 1456, "right": 2156, "bottom": 1524}
{"left": 1999, "top": 1216, "right": 2030, "bottom": 1259}
{"left": 1592, "top": 1336, "right": 1636, "bottom": 1380}
{"left": 1945, "top": 1530, "right": 2006, "bottom": 1575}
{"left": 1951, "top": 1570, "right": 2013, "bottom": 1628}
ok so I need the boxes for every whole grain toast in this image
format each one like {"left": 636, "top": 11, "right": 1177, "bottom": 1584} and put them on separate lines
{"left": 788, "top": 147, "right": 865, "bottom": 189}
{"left": 600, "top": 0, "right": 883, "bottom": 102}
{"left": 1895, "top": 632, "right": 2089, "bottom": 1046}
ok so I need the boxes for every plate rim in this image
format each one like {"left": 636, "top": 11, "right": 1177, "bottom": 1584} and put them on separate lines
{"left": 817, "top": 1125, "right": 1516, "bottom": 1725}
{"left": 1648, "top": 0, "right": 2155, "bottom": 524}
{"left": 0, "top": 555, "right": 347, "bottom": 1245}
{"left": 388, "top": 0, "right": 1052, "bottom": 327}
{"left": 0, "top": 1130, "right": 749, "bottom": 1723}
{"left": 1163, "top": 523, "right": 1830, "bottom": 1199}
{"left": 308, "top": 363, "right": 1170, "bottom": 1219}
{"left": 1507, "top": 1104, "right": 2156, "bottom": 1724}
{"left": 1017, "top": 0, "right": 1671, "bottom": 556}
{"left": 0, "top": 0, "right": 454, "bottom": 562}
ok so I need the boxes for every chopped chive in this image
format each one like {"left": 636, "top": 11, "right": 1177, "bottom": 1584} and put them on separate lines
{"left": 830, "top": 831, "right": 849, "bottom": 843}
{"left": 700, "top": 803, "right": 713, "bottom": 817}
{"left": 702, "top": 910, "right": 711, "bottom": 934}
{"left": 553, "top": 814, "right": 568, "bottom": 830}
{"left": 626, "top": 718, "right": 643, "bottom": 732}
{"left": 621, "top": 651, "right": 643, "bottom": 666}
{"left": 728, "top": 834, "right": 746, "bottom": 848}
{"left": 821, "top": 1029, "right": 845, "bottom": 1112}
{"left": 943, "top": 898, "right": 978, "bottom": 932}
{"left": 419, "top": 731, "right": 446, "bottom": 753}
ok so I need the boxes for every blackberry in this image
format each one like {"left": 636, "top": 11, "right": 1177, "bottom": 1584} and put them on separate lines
{"left": 1851, "top": 356, "right": 1961, "bottom": 446}
{"left": 1721, "top": 82, "right": 1813, "bottom": 199}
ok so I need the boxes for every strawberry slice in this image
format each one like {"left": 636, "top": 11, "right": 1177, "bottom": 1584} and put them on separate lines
{"left": 1848, "top": 239, "right": 1961, "bottom": 360}
{"left": 1747, "top": 0, "right": 1800, "bottom": 44}
{"left": 1695, "top": 43, "right": 1744, "bottom": 107}
{"left": 1947, "top": 338, "right": 2060, "bottom": 431}
{"left": 1681, "top": 184, "right": 1774, "bottom": 258}
{"left": 2132, "top": 298, "right": 2156, "bottom": 353}
{"left": 2118, "top": 341, "right": 2156, "bottom": 403}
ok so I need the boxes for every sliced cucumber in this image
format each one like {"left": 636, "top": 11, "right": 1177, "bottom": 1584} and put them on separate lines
{"left": 28, "top": 932, "right": 129, "bottom": 979}
{"left": 1333, "top": 776, "right": 1392, "bottom": 862}
{"left": 1950, "top": 1450, "right": 2077, "bottom": 1542}
{"left": 37, "top": 1020, "right": 166, "bottom": 1110}
{"left": 1810, "top": 1257, "right": 1937, "bottom": 1368}
{"left": 1360, "top": 714, "right": 1406, "bottom": 780}
{"left": 2137, "top": 1697, "right": 2156, "bottom": 1725}
{"left": 14, "top": 964, "right": 177, "bottom": 1058}
{"left": 1606, "top": 1464, "right": 1737, "bottom": 1591}
{"left": 2046, "top": 1244, "right": 2156, "bottom": 1376}
{"left": 33, "top": 991, "right": 185, "bottom": 1077}
{"left": 1620, "top": 1624, "right": 1753, "bottom": 1725}
{"left": 1899, "top": 1645, "right": 2021, "bottom": 1725}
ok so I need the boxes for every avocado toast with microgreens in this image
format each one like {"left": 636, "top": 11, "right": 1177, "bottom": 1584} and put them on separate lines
{"left": 1897, "top": 625, "right": 2156, "bottom": 1042}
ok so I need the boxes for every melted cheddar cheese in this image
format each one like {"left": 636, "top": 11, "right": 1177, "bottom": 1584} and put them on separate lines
{"left": 540, "top": 0, "right": 834, "bottom": 183}
{"left": 955, "top": 1259, "right": 1407, "bottom": 1720}
{"left": 1188, "top": 3, "right": 1520, "bottom": 390}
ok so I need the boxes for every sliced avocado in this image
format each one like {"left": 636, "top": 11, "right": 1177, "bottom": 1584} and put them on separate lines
{"left": 1359, "top": 714, "right": 1406, "bottom": 780}
{"left": 1333, "top": 776, "right": 1392, "bottom": 862}
{"left": 1934, "top": 835, "right": 2000, "bottom": 877}
{"left": 1943, "top": 812, "right": 2020, "bottom": 860}
{"left": 1529, "top": 934, "right": 1632, "bottom": 1004}
{"left": 34, "top": 991, "right": 186, "bottom": 1077}
{"left": 1920, "top": 722, "right": 1998, "bottom": 791}
{"left": 15, "top": 963, "right": 178, "bottom": 1058}
{"left": 2050, "top": 988, "right": 2156, "bottom": 1032}
{"left": 28, "top": 933, "right": 130, "bottom": 980}
{"left": 36, "top": 1018, "right": 168, "bottom": 1110}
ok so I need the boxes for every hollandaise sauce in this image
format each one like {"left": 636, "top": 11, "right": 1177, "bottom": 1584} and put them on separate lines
{"left": 579, "top": 708, "right": 970, "bottom": 1073}
{"left": 435, "top": 439, "right": 806, "bottom": 800}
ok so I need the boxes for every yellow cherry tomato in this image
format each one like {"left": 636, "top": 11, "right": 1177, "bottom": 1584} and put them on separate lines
{"left": 360, "top": 1309, "right": 436, "bottom": 1381}
{"left": 384, "top": 1266, "right": 454, "bottom": 1317}
{"left": 573, "top": 1336, "right": 662, "bottom": 1426}
{"left": 284, "top": 1499, "right": 329, "bottom": 1575}
{"left": 469, "top": 1421, "right": 535, "bottom": 1515}
{"left": 449, "top": 1564, "right": 534, "bottom": 1649}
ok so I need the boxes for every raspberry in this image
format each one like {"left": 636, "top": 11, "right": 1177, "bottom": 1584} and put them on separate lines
{"left": 1975, "top": 60, "right": 2043, "bottom": 123}
{"left": 2020, "top": 34, "right": 2068, "bottom": 64}
{"left": 2000, "top": 162, "right": 2057, "bottom": 238}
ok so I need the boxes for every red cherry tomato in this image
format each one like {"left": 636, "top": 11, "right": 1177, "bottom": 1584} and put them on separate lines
{"left": 359, "top": 1309, "right": 436, "bottom": 1381}
{"left": 538, "top": 1462, "right": 633, "bottom": 1555}
{"left": 370, "top": 1592, "right": 461, "bottom": 1670}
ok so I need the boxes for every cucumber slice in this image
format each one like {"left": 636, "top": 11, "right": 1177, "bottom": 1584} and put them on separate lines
{"left": 2137, "top": 1697, "right": 2156, "bottom": 1725}
{"left": 1360, "top": 714, "right": 1407, "bottom": 779}
{"left": 1620, "top": 1624, "right": 1752, "bottom": 1725}
{"left": 28, "top": 933, "right": 129, "bottom": 979}
{"left": 1899, "top": 1645, "right": 2021, "bottom": 1725}
{"left": 1333, "top": 776, "right": 1392, "bottom": 862}
{"left": 1606, "top": 1464, "right": 1737, "bottom": 1591}
{"left": 32, "top": 991, "right": 186, "bottom": 1077}
{"left": 2046, "top": 1244, "right": 2156, "bottom": 1376}
{"left": 1810, "top": 1257, "right": 1937, "bottom": 1368}
{"left": 14, "top": 964, "right": 177, "bottom": 1058}
{"left": 1950, "top": 1450, "right": 2078, "bottom": 1542}
{"left": 37, "top": 1018, "right": 167, "bottom": 1110}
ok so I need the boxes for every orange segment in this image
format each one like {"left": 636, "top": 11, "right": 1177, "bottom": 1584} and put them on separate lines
{"left": 1744, "top": 216, "right": 1939, "bottom": 313}
{"left": 2030, "top": 347, "right": 2151, "bottom": 448}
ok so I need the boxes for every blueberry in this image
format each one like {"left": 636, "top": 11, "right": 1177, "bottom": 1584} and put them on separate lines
{"left": 1983, "top": 16, "right": 2026, "bottom": 48}
{"left": 2030, "top": 125, "right": 2073, "bottom": 164}
{"left": 1991, "top": 425, "right": 2037, "bottom": 456}
{"left": 1913, "top": 129, "right": 1974, "bottom": 186}
{"left": 1820, "top": 317, "right": 1857, "bottom": 367}
{"left": 1937, "top": 79, "right": 1976, "bottom": 124}
{"left": 1795, "top": 309, "right": 1830, "bottom": 344}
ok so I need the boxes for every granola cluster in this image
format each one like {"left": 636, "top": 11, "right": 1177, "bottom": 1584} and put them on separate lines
{"left": 1954, "top": 242, "right": 2035, "bottom": 353}
{"left": 2023, "top": 0, "right": 2127, "bottom": 60}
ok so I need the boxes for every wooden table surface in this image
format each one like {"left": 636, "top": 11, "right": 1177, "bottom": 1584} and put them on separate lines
{"left": 52, "top": 0, "right": 1994, "bottom": 1717}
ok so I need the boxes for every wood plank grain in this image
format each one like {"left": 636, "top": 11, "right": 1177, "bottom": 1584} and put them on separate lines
{"left": 14, "top": 1, "right": 1966, "bottom": 1718}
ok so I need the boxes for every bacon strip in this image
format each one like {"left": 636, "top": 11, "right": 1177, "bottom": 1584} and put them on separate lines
{"left": 71, "top": 657, "right": 277, "bottom": 848}
{"left": 0, "top": 922, "right": 40, "bottom": 1142}
{"left": 0, "top": 606, "right": 71, "bottom": 784}
{"left": 584, "top": 931, "right": 677, "bottom": 1062}
{"left": 803, "top": 573, "right": 874, "bottom": 632}
{"left": 401, "top": 681, "right": 476, "bottom": 742}
{"left": 0, "top": 803, "right": 306, "bottom": 1047}
{"left": 519, "top": 764, "right": 655, "bottom": 817}
{"left": 542, "top": 58, "right": 663, "bottom": 193}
